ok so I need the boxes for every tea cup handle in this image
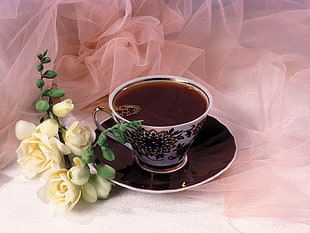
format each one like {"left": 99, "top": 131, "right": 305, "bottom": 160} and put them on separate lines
{"left": 92, "top": 106, "right": 133, "bottom": 150}
{"left": 92, "top": 106, "right": 113, "bottom": 132}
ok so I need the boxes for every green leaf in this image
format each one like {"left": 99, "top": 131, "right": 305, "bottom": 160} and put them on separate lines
{"left": 35, "top": 100, "right": 49, "bottom": 112}
{"left": 42, "top": 70, "right": 57, "bottom": 79}
{"left": 41, "top": 57, "right": 51, "bottom": 64}
{"left": 36, "top": 64, "right": 44, "bottom": 72}
{"left": 43, "top": 89, "right": 65, "bottom": 98}
{"left": 42, "top": 49, "right": 48, "bottom": 57}
{"left": 36, "top": 79, "right": 44, "bottom": 88}
{"left": 101, "top": 145, "right": 115, "bottom": 161}
{"left": 96, "top": 164, "right": 116, "bottom": 180}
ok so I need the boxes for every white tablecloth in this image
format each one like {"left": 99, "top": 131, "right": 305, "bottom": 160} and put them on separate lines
{"left": 1, "top": 160, "right": 309, "bottom": 233}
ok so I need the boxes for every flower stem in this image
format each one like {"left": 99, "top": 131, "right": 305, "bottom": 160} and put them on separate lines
{"left": 53, "top": 112, "right": 71, "bottom": 169}
{"left": 58, "top": 130, "right": 71, "bottom": 169}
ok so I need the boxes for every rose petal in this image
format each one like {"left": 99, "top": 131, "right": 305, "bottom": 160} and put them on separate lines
{"left": 50, "top": 137, "right": 71, "bottom": 155}
{"left": 15, "top": 120, "right": 36, "bottom": 140}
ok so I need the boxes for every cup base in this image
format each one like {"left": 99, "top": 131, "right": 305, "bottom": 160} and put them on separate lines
{"left": 135, "top": 155, "right": 188, "bottom": 174}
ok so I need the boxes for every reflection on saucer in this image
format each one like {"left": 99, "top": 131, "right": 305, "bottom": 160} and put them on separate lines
{"left": 95, "top": 116, "right": 236, "bottom": 193}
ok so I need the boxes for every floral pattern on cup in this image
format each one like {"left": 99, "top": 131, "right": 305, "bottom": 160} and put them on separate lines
{"left": 126, "top": 119, "right": 205, "bottom": 166}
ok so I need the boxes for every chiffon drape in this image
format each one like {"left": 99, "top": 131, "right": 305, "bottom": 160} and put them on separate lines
{"left": 0, "top": 0, "right": 309, "bottom": 226}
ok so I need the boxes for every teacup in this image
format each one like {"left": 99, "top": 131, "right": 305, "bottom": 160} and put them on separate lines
{"left": 93, "top": 75, "right": 213, "bottom": 173}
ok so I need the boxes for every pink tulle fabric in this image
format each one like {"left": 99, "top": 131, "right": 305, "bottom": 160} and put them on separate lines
{"left": 1, "top": 0, "right": 309, "bottom": 226}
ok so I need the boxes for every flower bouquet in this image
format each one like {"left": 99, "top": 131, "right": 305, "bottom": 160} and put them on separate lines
{"left": 15, "top": 50, "right": 142, "bottom": 211}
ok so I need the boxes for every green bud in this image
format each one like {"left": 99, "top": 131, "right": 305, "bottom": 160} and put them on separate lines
{"left": 96, "top": 164, "right": 115, "bottom": 180}
{"left": 111, "top": 128, "right": 127, "bottom": 144}
{"left": 101, "top": 145, "right": 115, "bottom": 161}
{"left": 97, "top": 133, "right": 107, "bottom": 146}
{"left": 43, "top": 89, "right": 65, "bottom": 98}
{"left": 42, "top": 70, "right": 57, "bottom": 79}
{"left": 81, "top": 148, "right": 96, "bottom": 163}
{"left": 35, "top": 100, "right": 49, "bottom": 112}
{"left": 127, "top": 120, "right": 143, "bottom": 130}
{"left": 36, "top": 64, "right": 44, "bottom": 72}
{"left": 36, "top": 79, "right": 44, "bottom": 88}
{"left": 117, "top": 124, "right": 127, "bottom": 133}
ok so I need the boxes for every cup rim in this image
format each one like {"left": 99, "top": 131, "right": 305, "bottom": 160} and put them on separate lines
{"left": 109, "top": 75, "right": 213, "bottom": 128}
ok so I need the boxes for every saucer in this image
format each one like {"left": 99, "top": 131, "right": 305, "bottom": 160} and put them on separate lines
{"left": 95, "top": 116, "right": 237, "bottom": 193}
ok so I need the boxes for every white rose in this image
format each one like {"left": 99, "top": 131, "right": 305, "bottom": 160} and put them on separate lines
{"left": 67, "top": 157, "right": 90, "bottom": 185}
{"left": 52, "top": 99, "right": 74, "bottom": 117}
{"left": 34, "top": 119, "right": 59, "bottom": 138}
{"left": 15, "top": 120, "right": 36, "bottom": 140}
{"left": 62, "top": 121, "right": 96, "bottom": 156}
{"left": 37, "top": 169, "right": 81, "bottom": 211}
{"left": 16, "top": 133, "right": 70, "bottom": 179}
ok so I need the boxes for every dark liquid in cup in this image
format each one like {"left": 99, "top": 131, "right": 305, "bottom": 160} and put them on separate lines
{"left": 113, "top": 81, "right": 208, "bottom": 126}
